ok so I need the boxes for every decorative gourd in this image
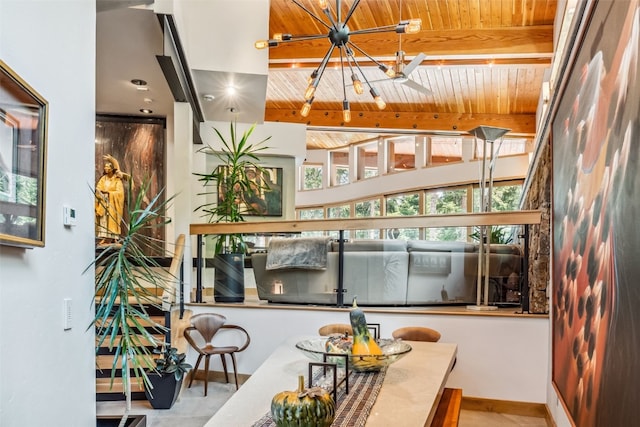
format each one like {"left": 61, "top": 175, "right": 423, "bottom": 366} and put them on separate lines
{"left": 271, "top": 375, "right": 335, "bottom": 427}
{"left": 349, "top": 298, "right": 382, "bottom": 356}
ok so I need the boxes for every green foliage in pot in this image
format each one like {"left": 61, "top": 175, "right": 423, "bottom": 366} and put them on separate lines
{"left": 87, "top": 178, "right": 176, "bottom": 409}
{"left": 469, "top": 225, "right": 514, "bottom": 244}
{"left": 151, "top": 344, "right": 192, "bottom": 381}
{"left": 194, "top": 121, "right": 271, "bottom": 254}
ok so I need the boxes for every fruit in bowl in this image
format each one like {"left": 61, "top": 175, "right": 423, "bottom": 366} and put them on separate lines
{"left": 296, "top": 298, "right": 412, "bottom": 372}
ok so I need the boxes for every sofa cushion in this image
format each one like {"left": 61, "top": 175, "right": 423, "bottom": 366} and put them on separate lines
{"left": 330, "top": 239, "right": 407, "bottom": 252}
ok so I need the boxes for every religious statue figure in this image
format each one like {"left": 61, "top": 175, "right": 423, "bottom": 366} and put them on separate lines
{"left": 95, "top": 154, "right": 126, "bottom": 245}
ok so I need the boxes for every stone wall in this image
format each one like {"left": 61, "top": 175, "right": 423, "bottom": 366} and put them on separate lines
{"left": 522, "top": 139, "right": 551, "bottom": 314}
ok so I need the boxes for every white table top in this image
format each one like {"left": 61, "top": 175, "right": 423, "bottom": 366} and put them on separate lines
{"left": 205, "top": 336, "right": 457, "bottom": 427}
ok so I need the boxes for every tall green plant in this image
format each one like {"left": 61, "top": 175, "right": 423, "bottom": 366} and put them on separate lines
{"left": 87, "top": 178, "right": 175, "bottom": 425}
{"left": 469, "top": 225, "right": 514, "bottom": 244}
{"left": 194, "top": 121, "right": 271, "bottom": 254}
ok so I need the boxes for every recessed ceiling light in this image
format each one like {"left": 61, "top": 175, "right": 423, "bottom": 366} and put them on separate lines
{"left": 140, "top": 108, "right": 153, "bottom": 114}
{"left": 131, "top": 79, "right": 147, "bottom": 86}
{"left": 225, "top": 86, "right": 236, "bottom": 96}
{"left": 203, "top": 94, "right": 216, "bottom": 101}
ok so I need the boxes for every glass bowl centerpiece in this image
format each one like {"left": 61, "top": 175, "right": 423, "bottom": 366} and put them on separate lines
{"left": 295, "top": 337, "right": 412, "bottom": 372}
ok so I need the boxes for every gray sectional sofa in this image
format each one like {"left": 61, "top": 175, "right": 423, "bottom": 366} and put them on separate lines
{"left": 251, "top": 238, "right": 523, "bottom": 306}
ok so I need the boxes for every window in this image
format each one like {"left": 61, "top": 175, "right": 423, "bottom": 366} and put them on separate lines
{"left": 424, "top": 188, "right": 468, "bottom": 241}
{"left": 327, "top": 204, "right": 350, "bottom": 218}
{"left": 329, "top": 149, "right": 349, "bottom": 186}
{"left": 356, "top": 140, "right": 379, "bottom": 179}
{"left": 430, "top": 137, "right": 463, "bottom": 165}
{"left": 298, "top": 208, "right": 324, "bottom": 220}
{"left": 355, "top": 198, "right": 380, "bottom": 217}
{"left": 385, "top": 192, "right": 420, "bottom": 239}
{"left": 387, "top": 136, "right": 415, "bottom": 172}
{"left": 354, "top": 198, "right": 381, "bottom": 238}
{"left": 302, "top": 164, "right": 323, "bottom": 190}
{"left": 473, "top": 182, "right": 523, "bottom": 212}
{"left": 475, "top": 138, "right": 529, "bottom": 159}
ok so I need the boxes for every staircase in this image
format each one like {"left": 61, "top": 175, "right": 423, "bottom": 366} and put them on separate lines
{"left": 95, "top": 234, "right": 186, "bottom": 402}
{"left": 95, "top": 295, "right": 170, "bottom": 402}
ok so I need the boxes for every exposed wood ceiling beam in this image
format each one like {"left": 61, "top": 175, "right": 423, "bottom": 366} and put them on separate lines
{"left": 269, "top": 56, "right": 552, "bottom": 69}
{"left": 264, "top": 108, "right": 536, "bottom": 136}
{"left": 266, "top": 26, "right": 554, "bottom": 63}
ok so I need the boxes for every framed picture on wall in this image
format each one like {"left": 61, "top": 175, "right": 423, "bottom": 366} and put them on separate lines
{"left": 551, "top": 1, "right": 640, "bottom": 425}
{"left": 0, "top": 60, "right": 48, "bottom": 248}
{"left": 217, "top": 166, "right": 283, "bottom": 217}
{"left": 95, "top": 114, "right": 166, "bottom": 255}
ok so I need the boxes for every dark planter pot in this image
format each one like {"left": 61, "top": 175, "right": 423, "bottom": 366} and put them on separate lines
{"left": 214, "top": 253, "right": 245, "bottom": 303}
{"left": 97, "top": 415, "right": 146, "bottom": 426}
{"left": 144, "top": 373, "right": 183, "bottom": 409}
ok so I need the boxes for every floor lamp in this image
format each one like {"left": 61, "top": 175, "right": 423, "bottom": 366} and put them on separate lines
{"left": 466, "top": 126, "right": 510, "bottom": 311}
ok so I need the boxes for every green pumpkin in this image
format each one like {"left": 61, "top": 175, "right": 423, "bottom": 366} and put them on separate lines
{"left": 271, "top": 375, "right": 335, "bottom": 427}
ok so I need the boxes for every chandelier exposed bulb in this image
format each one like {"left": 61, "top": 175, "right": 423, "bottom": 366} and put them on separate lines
{"left": 397, "top": 19, "right": 422, "bottom": 34}
{"left": 255, "top": 0, "right": 422, "bottom": 121}
{"left": 370, "top": 88, "right": 386, "bottom": 110}
{"left": 342, "top": 100, "right": 351, "bottom": 122}
{"left": 308, "top": 70, "right": 319, "bottom": 85}
{"left": 304, "top": 84, "right": 317, "bottom": 101}
{"left": 351, "top": 74, "right": 364, "bottom": 94}
{"left": 301, "top": 97, "right": 314, "bottom": 117}
{"left": 381, "top": 64, "right": 396, "bottom": 78}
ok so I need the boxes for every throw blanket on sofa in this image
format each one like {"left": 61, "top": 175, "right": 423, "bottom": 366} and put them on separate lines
{"left": 266, "top": 237, "right": 330, "bottom": 270}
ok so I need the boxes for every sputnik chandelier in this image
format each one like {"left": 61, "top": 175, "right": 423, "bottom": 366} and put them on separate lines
{"left": 255, "top": 0, "right": 421, "bottom": 122}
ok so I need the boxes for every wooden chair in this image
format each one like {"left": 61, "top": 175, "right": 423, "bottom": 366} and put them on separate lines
{"left": 392, "top": 326, "right": 442, "bottom": 342}
{"left": 183, "top": 313, "right": 250, "bottom": 396}
{"left": 318, "top": 323, "right": 353, "bottom": 336}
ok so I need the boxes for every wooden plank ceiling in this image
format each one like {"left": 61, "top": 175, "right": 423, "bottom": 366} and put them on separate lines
{"left": 262, "top": 0, "right": 557, "bottom": 149}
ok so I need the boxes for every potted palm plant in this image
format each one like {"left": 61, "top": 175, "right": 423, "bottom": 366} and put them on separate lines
{"left": 195, "top": 121, "right": 271, "bottom": 303}
{"left": 144, "top": 345, "right": 192, "bottom": 409}
{"left": 89, "top": 178, "right": 176, "bottom": 426}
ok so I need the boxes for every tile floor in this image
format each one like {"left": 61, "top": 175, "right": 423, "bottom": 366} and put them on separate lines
{"left": 96, "top": 379, "right": 550, "bottom": 427}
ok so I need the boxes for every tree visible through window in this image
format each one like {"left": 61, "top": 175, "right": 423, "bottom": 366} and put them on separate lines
{"left": 425, "top": 188, "right": 467, "bottom": 241}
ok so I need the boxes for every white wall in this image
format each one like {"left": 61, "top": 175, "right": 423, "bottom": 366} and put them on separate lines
{"left": 192, "top": 120, "right": 306, "bottom": 224}
{"left": 185, "top": 304, "right": 549, "bottom": 403}
{"left": 0, "top": 1, "right": 96, "bottom": 426}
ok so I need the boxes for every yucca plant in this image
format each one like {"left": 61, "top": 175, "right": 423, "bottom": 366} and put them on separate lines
{"left": 87, "top": 178, "right": 176, "bottom": 426}
{"left": 194, "top": 121, "right": 271, "bottom": 254}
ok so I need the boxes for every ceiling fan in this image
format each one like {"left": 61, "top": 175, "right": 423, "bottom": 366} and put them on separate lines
{"left": 351, "top": 0, "right": 432, "bottom": 96}
{"left": 377, "top": 50, "right": 431, "bottom": 95}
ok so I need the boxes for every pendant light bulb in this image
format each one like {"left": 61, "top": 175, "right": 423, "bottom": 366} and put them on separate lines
{"left": 406, "top": 19, "right": 422, "bottom": 34}
{"left": 301, "top": 98, "right": 314, "bottom": 117}
{"left": 351, "top": 74, "right": 364, "bottom": 95}
{"left": 370, "top": 88, "right": 386, "bottom": 110}
{"left": 304, "top": 85, "right": 317, "bottom": 101}
{"left": 342, "top": 100, "right": 351, "bottom": 123}
{"left": 307, "top": 70, "right": 319, "bottom": 85}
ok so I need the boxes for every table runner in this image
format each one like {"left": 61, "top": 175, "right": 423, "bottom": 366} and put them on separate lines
{"left": 252, "top": 367, "right": 388, "bottom": 427}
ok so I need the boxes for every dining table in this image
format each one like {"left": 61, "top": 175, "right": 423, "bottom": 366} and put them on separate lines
{"left": 204, "top": 335, "right": 458, "bottom": 427}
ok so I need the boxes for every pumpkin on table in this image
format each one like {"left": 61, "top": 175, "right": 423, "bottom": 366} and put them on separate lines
{"left": 271, "top": 375, "right": 335, "bottom": 427}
